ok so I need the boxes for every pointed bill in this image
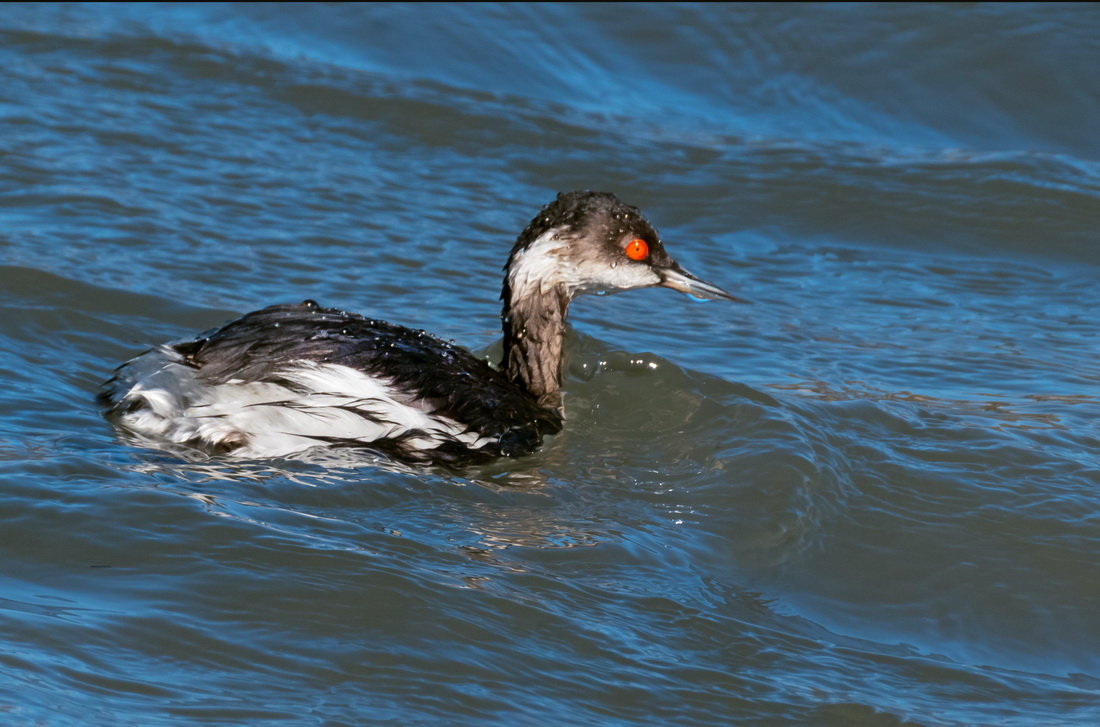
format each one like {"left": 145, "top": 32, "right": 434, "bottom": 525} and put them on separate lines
{"left": 658, "top": 263, "right": 747, "bottom": 303}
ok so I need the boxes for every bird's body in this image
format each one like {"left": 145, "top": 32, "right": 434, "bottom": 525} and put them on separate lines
{"left": 100, "top": 191, "right": 738, "bottom": 464}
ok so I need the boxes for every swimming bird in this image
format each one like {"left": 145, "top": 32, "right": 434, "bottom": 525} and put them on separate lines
{"left": 100, "top": 191, "right": 740, "bottom": 464}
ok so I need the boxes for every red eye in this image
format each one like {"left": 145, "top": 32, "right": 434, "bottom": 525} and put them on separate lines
{"left": 624, "top": 238, "right": 649, "bottom": 261}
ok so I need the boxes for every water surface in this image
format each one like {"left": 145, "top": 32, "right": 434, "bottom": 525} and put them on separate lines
{"left": 1, "top": 3, "right": 1099, "bottom": 725}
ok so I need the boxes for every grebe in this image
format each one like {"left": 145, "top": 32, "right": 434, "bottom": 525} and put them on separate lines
{"left": 100, "top": 191, "right": 740, "bottom": 464}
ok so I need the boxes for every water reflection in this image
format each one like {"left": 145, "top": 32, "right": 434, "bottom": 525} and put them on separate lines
{"left": 775, "top": 378, "right": 1092, "bottom": 429}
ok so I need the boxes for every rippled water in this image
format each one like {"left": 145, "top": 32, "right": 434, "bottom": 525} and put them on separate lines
{"left": 2, "top": 3, "right": 1099, "bottom": 724}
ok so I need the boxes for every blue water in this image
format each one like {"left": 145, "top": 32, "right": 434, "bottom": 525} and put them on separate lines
{"left": 1, "top": 3, "right": 1099, "bottom": 724}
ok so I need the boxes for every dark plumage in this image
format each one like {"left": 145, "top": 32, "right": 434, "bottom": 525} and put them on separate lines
{"left": 177, "top": 300, "right": 561, "bottom": 460}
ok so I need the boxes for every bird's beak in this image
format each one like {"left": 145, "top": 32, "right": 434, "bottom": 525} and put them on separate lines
{"left": 658, "top": 262, "right": 747, "bottom": 303}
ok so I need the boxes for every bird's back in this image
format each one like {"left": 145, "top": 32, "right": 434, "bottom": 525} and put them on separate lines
{"left": 101, "top": 301, "right": 562, "bottom": 464}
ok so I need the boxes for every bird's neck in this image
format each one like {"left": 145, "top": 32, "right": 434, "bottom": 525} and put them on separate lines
{"left": 500, "top": 236, "right": 573, "bottom": 412}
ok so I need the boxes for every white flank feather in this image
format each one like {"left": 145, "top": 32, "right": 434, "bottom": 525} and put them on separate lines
{"left": 103, "top": 347, "right": 494, "bottom": 458}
